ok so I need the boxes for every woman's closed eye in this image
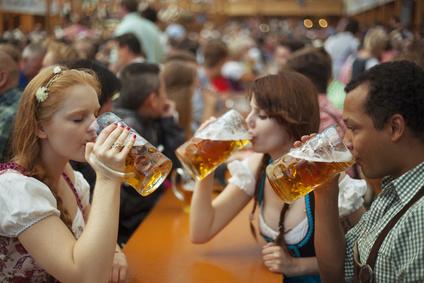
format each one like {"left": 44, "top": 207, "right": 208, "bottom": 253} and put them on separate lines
{"left": 72, "top": 116, "right": 86, "bottom": 123}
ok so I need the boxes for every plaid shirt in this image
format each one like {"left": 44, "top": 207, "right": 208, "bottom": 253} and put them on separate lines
{"left": 0, "top": 88, "right": 21, "bottom": 162}
{"left": 344, "top": 162, "right": 424, "bottom": 282}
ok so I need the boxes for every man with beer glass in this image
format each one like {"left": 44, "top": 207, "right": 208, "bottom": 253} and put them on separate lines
{"left": 189, "top": 72, "right": 366, "bottom": 282}
{"left": 313, "top": 61, "right": 424, "bottom": 283}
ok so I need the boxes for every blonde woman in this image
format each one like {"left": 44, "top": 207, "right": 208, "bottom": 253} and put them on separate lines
{"left": 0, "top": 66, "right": 134, "bottom": 282}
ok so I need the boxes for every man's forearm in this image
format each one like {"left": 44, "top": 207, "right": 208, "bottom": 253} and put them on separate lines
{"left": 314, "top": 182, "right": 346, "bottom": 283}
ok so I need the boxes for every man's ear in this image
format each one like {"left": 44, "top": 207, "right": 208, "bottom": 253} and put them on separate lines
{"left": 388, "top": 114, "right": 405, "bottom": 142}
{"left": 144, "top": 92, "right": 157, "bottom": 107}
{"left": 0, "top": 70, "right": 8, "bottom": 89}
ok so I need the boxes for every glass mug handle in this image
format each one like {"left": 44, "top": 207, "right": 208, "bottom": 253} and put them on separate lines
{"left": 171, "top": 168, "right": 186, "bottom": 202}
{"left": 88, "top": 153, "right": 136, "bottom": 179}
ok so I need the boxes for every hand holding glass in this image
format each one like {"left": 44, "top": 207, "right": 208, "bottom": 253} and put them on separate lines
{"left": 266, "top": 126, "right": 354, "bottom": 203}
{"left": 90, "top": 112, "right": 172, "bottom": 196}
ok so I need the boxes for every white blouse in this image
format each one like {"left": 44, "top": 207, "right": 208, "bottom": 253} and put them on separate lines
{"left": 0, "top": 169, "right": 90, "bottom": 282}
{"left": 227, "top": 157, "right": 367, "bottom": 242}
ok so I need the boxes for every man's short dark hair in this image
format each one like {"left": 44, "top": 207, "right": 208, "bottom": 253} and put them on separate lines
{"left": 141, "top": 6, "right": 158, "bottom": 23}
{"left": 120, "top": 0, "right": 138, "bottom": 13}
{"left": 286, "top": 47, "right": 332, "bottom": 93}
{"left": 66, "top": 59, "right": 121, "bottom": 106}
{"left": 345, "top": 60, "right": 424, "bottom": 141}
{"left": 117, "top": 63, "right": 160, "bottom": 111}
{"left": 345, "top": 18, "right": 359, "bottom": 34}
{"left": 279, "top": 39, "right": 306, "bottom": 53}
{"left": 115, "top": 33, "right": 143, "bottom": 56}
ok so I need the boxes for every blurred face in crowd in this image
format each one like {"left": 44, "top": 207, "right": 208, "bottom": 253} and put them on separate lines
{"left": 115, "top": 44, "right": 133, "bottom": 71}
{"left": 38, "top": 84, "right": 99, "bottom": 163}
{"left": 274, "top": 45, "right": 292, "bottom": 70}
{"left": 149, "top": 75, "right": 169, "bottom": 118}
{"left": 21, "top": 50, "right": 44, "bottom": 80}
{"left": 245, "top": 95, "right": 293, "bottom": 158}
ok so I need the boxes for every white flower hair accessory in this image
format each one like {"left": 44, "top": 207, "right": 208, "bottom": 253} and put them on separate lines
{"left": 53, "top": 66, "right": 62, "bottom": 74}
{"left": 35, "top": 66, "right": 63, "bottom": 103}
{"left": 35, "top": 86, "right": 49, "bottom": 103}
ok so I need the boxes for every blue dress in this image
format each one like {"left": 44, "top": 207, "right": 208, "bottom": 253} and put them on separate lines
{"left": 258, "top": 173, "right": 321, "bottom": 283}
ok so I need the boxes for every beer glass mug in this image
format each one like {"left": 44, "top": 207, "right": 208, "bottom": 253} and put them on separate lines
{"left": 175, "top": 109, "right": 251, "bottom": 180}
{"left": 90, "top": 112, "right": 173, "bottom": 196}
{"left": 266, "top": 126, "right": 354, "bottom": 203}
{"left": 172, "top": 168, "right": 195, "bottom": 213}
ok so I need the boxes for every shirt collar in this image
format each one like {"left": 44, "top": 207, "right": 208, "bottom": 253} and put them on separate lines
{"left": 381, "top": 161, "right": 424, "bottom": 205}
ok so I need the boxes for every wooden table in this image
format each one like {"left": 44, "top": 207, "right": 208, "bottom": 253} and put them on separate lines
{"left": 123, "top": 189, "right": 281, "bottom": 283}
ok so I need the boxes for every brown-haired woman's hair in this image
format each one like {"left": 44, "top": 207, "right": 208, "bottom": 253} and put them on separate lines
{"left": 162, "top": 60, "right": 197, "bottom": 139}
{"left": 248, "top": 71, "right": 320, "bottom": 247}
{"left": 11, "top": 65, "right": 100, "bottom": 230}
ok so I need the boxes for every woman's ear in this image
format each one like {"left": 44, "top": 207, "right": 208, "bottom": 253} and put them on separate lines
{"left": 36, "top": 123, "right": 48, "bottom": 139}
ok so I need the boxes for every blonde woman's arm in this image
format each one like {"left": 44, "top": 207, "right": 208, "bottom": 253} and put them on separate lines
{"left": 18, "top": 124, "right": 133, "bottom": 283}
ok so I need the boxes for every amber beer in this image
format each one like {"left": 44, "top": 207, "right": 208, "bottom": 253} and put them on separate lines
{"left": 175, "top": 109, "right": 251, "bottom": 180}
{"left": 176, "top": 138, "right": 250, "bottom": 180}
{"left": 179, "top": 185, "right": 194, "bottom": 214}
{"left": 124, "top": 143, "right": 173, "bottom": 196}
{"left": 91, "top": 112, "right": 172, "bottom": 197}
{"left": 172, "top": 177, "right": 195, "bottom": 213}
{"left": 267, "top": 153, "right": 354, "bottom": 203}
{"left": 266, "top": 126, "right": 353, "bottom": 203}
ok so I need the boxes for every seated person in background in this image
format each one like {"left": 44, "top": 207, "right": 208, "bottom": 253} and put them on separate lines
{"left": 285, "top": 47, "right": 347, "bottom": 135}
{"left": 190, "top": 72, "right": 366, "bottom": 282}
{"left": 340, "top": 27, "right": 388, "bottom": 84}
{"left": 113, "top": 63, "right": 185, "bottom": 244}
{"left": 202, "top": 39, "right": 232, "bottom": 94}
{"left": 110, "top": 33, "right": 145, "bottom": 76}
{"left": 314, "top": 61, "right": 424, "bottom": 282}
{"left": 162, "top": 59, "right": 198, "bottom": 140}
{"left": 0, "top": 66, "right": 132, "bottom": 282}
{"left": 19, "top": 43, "right": 46, "bottom": 89}
{"left": 42, "top": 40, "right": 79, "bottom": 67}
{"left": 0, "top": 51, "right": 21, "bottom": 163}
{"left": 267, "top": 39, "right": 305, "bottom": 74}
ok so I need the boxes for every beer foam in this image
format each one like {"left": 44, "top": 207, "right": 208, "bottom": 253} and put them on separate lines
{"left": 195, "top": 109, "right": 251, "bottom": 141}
{"left": 288, "top": 149, "right": 353, "bottom": 163}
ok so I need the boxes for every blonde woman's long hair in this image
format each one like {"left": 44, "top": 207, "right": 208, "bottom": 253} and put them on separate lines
{"left": 11, "top": 66, "right": 100, "bottom": 229}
